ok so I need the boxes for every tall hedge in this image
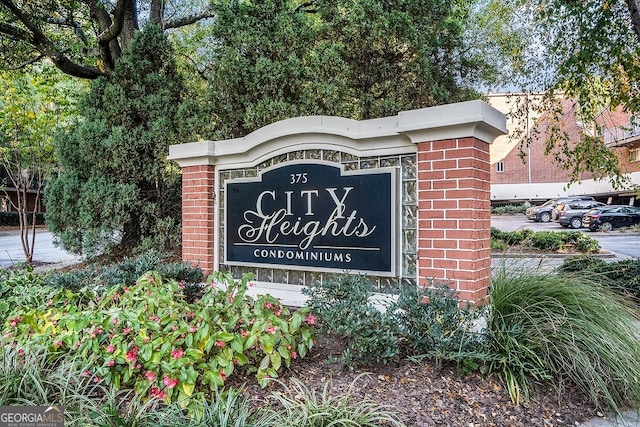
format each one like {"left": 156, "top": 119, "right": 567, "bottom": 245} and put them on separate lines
{"left": 45, "top": 26, "right": 187, "bottom": 256}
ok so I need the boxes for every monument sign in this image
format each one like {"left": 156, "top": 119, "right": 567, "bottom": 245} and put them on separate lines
{"left": 225, "top": 161, "right": 398, "bottom": 275}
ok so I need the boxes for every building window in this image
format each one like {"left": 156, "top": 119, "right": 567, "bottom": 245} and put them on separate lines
{"left": 496, "top": 161, "right": 505, "bottom": 173}
{"left": 630, "top": 148, "right": 640, "bottom": 162}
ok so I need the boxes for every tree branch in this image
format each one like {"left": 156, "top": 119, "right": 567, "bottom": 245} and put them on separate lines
{"left": 95, "top": 0, "right": 130, "bottom": 44}
{"left": 0, "top": 0, "right": 106, "bottom": 78}
{"left": 2, "top": 53, "right": 47, "bottom": 70}
{"left": 83, "top": 0, "right": 120, "bottom": 73}
{"left": 294, "top": 1, "right": 316, "bottom": 13}
{"left": 0, "top": 21, "right": 30, "bottom": 42}
{"left": 44, "top": 15, "right": 88, "bottom": 45}
{"left": 163, "top": 11, "right": 216, "bottom": 30}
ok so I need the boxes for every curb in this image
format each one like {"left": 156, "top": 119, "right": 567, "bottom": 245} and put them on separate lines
{"left": 492, "top": 250, "right": 616, "bottom": 259}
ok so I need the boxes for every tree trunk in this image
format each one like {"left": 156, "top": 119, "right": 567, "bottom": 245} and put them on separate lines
{"left": 628, "top": 0, "right": 640, "bottom": 44}
{"left": 121, "top": 0, "right": 140, "bottom": 50}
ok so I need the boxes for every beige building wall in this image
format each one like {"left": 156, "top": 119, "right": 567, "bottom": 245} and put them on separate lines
{"left": 485, "top": 92, "right": 545, "bottom": 165}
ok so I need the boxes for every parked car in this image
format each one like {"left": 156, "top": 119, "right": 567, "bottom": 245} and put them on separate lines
{"left": 526, "top": 196, "right": 595, "bottom": 222}
{"left": 582, "top": 205, "right": 640, "bottom": 231}
{"left": 555, "top": 200, "right": 607, "bottom": 228}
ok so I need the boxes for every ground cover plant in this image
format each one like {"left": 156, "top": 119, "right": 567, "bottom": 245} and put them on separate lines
{"left": 2, "top": 270, "right": 315, "bottom": 411}
{"left": 42, "top": 250, "right": 203, "bottom": 293}
{"left": 559, "top": 255, "right": 640, "bottom": 300}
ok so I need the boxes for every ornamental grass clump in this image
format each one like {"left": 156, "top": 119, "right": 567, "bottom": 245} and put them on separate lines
{"left": 489, "top": 267, "right": 640, "bottom": 412}
{"left": 265, "top": 375, "right": 406, "bottom": 427}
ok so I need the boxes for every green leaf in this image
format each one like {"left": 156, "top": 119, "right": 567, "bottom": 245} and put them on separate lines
{"left": 217, "top": 331, "right": 235, "bottom": 342}
{"left": 291, "top": 312, "right": 302, "bottom": 331}
{"left": 185, "top": 348, "right": 204, "bottom": 361}
{"left": 260, "top": 335, "right": 275, "bottom": 354}
{"left": 270, "top": 352, "right": 282, "bottom": 370}
{"left": 204, "top": 370, "right": 224, "bottom": 388}
{"left": 259, "top": 355, "right": 270, "bottom": 370}
{"left": 186, "top": 366, "right": 198, "bottom": 384}
{"left": 234, "top": 353, "right": 249, "bottom": 365}
{"left": 298, "top": 342, "right": 307, "bottom": 359}
{"left": 244, "top": 334, "right": 258, "bottom": 350}
{"left": 277, "top": 345, "right": 291, "bottom": 361}
{"left": 216, "top": 353, "right": 230, "bottom": 367}
{"left": 231, "top": 337, "right": 244, "bottom": 354}
{"left": 179, "top": 381, "right": 195, "bottom": 397}
{"left": 140, "top": 344, "right": 153, "bottom": 362}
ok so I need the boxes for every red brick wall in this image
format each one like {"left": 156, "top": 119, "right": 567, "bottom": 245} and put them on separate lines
{"left": 179, "top": 138, "right": 495, "bottom": 304}
{"left": 492, "top": 99, "right": 585, "bottom": 185}
{"left": 417, "top": 137, "right": 492, "bottom": 303}
{"left": 181, "top": 165, "right": 216, "bottom": 274}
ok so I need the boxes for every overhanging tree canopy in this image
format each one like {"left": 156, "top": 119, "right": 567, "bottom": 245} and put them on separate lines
{"left": 481, "top": 0, "right": 640, "bottom": 187}
{"left": 0, "top": 0, "right": 214, "bottom": 79}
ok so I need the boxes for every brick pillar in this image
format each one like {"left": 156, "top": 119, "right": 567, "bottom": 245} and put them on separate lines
{"left": 181, "top": 165, "right": 216, "bottom": 275}
{"left": 416, "top": 137, "right": 492, "bottom": 304}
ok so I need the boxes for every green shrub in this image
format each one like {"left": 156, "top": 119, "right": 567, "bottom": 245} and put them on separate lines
{"left": 390, "top": 281, "right": 486, "bottom": 371}
{"left": 558, "top": 254, "right": 606, "bottom": 273}
{"left": 43, "top": 250, "right": 203, "bottom": 292}
{"left": 3, "top": 271, "right": 315, "bottom": 409}
{"left": 303, "top": 274, "right": 399, "bottom": 365}
{"left": 528, "top": 231, "right": 563, "bottom": 251}
{"left": 491, "top": 204, "right": 528, "bottom": 215}
{"left": 491, "top": 228, "right": 600, "bottom": 253}
{"left": 490, "top": 227, "right": 533, "bottom": 245}
{"left": 488, "top": 268, "right": 640, "bottom": 411}
{"left": 559, "top": 256, "right": 640, "bottom": 299}
{"left": 304, "top": 274, "right": 487, "bottom": 371}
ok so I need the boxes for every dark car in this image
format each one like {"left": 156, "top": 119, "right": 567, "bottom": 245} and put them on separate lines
{"left": 555, "top": 200, "right": 607, "bottom": 229}
{"left": 582, "top": 205, "right": 640, "bottom": 231}
{"left": 526, "top": 196, "right": 595, "bottom": 222}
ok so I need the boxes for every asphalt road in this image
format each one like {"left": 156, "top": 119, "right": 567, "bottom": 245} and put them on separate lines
{"left": 0, "top": 228, "right": 81, "bottom": 268}
{"left": 491, "top": 215, "right": 640, "bottom": 259}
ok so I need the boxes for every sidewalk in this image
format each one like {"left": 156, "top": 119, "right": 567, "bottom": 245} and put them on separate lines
{"left": 581, "top": 411, "right": 640, "bottom": 426}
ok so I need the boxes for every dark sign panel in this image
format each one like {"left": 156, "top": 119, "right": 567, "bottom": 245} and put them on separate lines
{"left": 225, "top": 162, "right": 397, "bottom": 275}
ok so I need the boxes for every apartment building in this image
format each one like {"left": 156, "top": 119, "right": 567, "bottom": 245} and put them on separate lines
{"left": 487, "top": 93, "right": 640, "bottom": 205}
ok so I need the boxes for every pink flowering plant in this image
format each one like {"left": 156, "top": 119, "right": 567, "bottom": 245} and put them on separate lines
{"left": 2, "top": 271, "right": 315, "bottom": 405}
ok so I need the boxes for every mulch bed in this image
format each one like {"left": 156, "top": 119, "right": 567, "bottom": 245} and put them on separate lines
{"left": 231, "top": 334, "right": 601, "bottom": 426}
{"left": 6, "top": 251, "right": 608, "bottom": 425}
